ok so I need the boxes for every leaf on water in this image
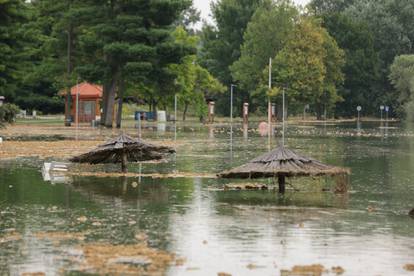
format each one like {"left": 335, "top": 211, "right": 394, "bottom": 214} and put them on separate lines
{"left": 35, "top": 232, "right": 87, "bottom": 241}
{"left": 0, "top": 232, "right": 22, "bottom": 244}
{"left": 77, "top": 216, "right": 88, "bottom": 223}
{"left": 331, "top": 266, "right": 345, "bottom": 275}
{"left": 404, "top": 264, "right": 414, "bottom": 271}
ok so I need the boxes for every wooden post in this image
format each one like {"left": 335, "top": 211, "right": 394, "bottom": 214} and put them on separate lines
{"left": 121, "top": 151, "right": 128, "bottom": 173}
{"left": 208, "top": 101, "right": 215, "bottom": 123}
{"left": 243, "top": 102, "right": 249, "bottom": 124}
{"left": 278, "top": 175, "right": 286, "bottom": 194}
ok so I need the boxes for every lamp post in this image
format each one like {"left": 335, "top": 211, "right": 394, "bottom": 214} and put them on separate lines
{"left": 230, "top": 84, "right": 236, "bottom": 124}
{"left": 268, "top": 58, "right": 272, "bottom": 137}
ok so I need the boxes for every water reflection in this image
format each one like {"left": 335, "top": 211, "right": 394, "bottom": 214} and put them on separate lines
{"left": 1, "top": 123, "right": 414, "bottom": 275}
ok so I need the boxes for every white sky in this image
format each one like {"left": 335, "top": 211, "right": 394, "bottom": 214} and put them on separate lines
{"left": 194, "top": 0, "right": 311, "bottom": 25}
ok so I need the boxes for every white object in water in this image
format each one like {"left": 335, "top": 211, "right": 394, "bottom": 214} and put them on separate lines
{"left": 0, "top": 137, "right": 3, "bottom": 143}
{"left": 43, "top": 162, "right": 69, "bottom": 173}
{"left": 157, "top": 111, "right": 166, "bottom": 122}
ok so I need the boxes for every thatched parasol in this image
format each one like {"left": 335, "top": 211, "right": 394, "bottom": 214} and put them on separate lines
{"left": 70, "top": 134, "right": 175, "bottom": 172}
{"left": 218, "top": 146, "right": 350, "bottom": 193}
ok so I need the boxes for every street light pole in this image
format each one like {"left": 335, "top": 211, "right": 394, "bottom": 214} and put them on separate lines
{"left": 230, "top": 84, "right": 236, "bottom": 124}
{"left": 268, "top": 58, "right": 272, "bottom": 137}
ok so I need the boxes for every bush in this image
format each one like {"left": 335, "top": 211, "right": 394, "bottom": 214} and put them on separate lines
{"left": 0, "top": 103, "right": 20, "bottom": 127}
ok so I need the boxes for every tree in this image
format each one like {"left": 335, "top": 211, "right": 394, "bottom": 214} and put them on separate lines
{"left": 271, "top": 17, "right": 344, "bottom": 118}
{"left": 199, "top": 0, "right": 262, "bottom": 115}
{"left": 0, "top": 0, "right": 26, "bottom": 101}
{"left": 77, "top": 0, "right": 191, "bottom": 127}
{"left": 343, "top": 0, "right": 414, "bottom": 115}
{"left": 168, "top": 27, "right": 225, "bottom": 121}
{"left": 13, "top": 0, "right": 86, "bottom": 115}
{"left": 389, "top": 55, "right": 414, "bottom": 120}
{"left": 230, "top": 0, "right": 298, "bottom": 112}
{"left": 317, "top": 13, "right": 380, "bottom": 117}
{"left": 309, "top": 0, "right": 354, "bottom": 14}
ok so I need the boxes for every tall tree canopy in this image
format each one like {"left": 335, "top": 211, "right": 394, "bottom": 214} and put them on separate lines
{"left": 271, "top": 17, "right": 344, "bottom": 118}
{"left": 230, "top": 0, "right": 298, "bottom": 112}
{"left": 0, "top": 0, "right": 25, "bottom": 101}
{"left": 199, "top": 0, "right": 262, "bottom": 115}
{"left": 77, "top": 0, "right": 191, "bottom": 127}
{"left": 389, "top": 55, "right": 414, "bottom": 120}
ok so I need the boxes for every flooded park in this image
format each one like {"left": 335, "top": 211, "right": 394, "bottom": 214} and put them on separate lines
{"left": 1, "top": 120, "right": 414, "bottom": 276}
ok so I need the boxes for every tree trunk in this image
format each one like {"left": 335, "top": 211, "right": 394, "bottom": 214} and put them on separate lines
{"left": 116, "top": 75, "right": 125, "bottom": 128}
{"left": 182, "top": 102, "right": 189, "bottom": 121}
{"left": 103, "top": 70, "right": 119, "bottom": 128}
{"left": 278, "top": 175, "right": 286, "bottom": 194}
{"left": 65, "top": 22, "right": 74, "bottom": 127}
{"left": 153, "top": 99, "right": 158, "bottom": 121}
{"left": 101, "top": 82, "right": 110, "bottom": 125}
{"left": 315, "top": 103, "right": 323, "bottom": 120}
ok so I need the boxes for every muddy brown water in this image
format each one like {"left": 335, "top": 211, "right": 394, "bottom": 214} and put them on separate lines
{"left": 0, "top": 121, "right": 414, "bottom": 275}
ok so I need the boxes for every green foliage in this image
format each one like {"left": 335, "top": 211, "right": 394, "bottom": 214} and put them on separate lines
{"left": 318, "top": 13, "right": 380, "bottom": 117}
{"left": 0, "top": 103, "right": 20, "bottom": 126}
{"left": 270, "top": 17, "right": 344, "bottom": 117}
{"left": 0, "top": 0, "right": 26, "bottom": 100}
{"left": 168, "top": 27, "right": 225, "bottom": 120}
{"left": 199, "top": 0, "right": 261, "bottom": 115}
{"left": 230, "top": 0, "right": 298, "bottom": 111}
{"left": 389, "top": 55, "right": 414, "bottom": 119}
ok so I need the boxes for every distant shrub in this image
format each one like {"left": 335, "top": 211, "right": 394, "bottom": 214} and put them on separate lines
{"left": 15, "top": 95, "right": 64, "bottom": 114}
{"left": 0, "top": 103, "right": 20, "bottom": 127}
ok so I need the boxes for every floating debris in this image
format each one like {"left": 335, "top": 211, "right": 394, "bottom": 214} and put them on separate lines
{"left": 67, "top": 171, "right": 216, "bottom": 179}
{"left": 0, "top": 232, "right": 22, "bottom": 243}
{"left": 223, "top": 183, "right": 269, "bottom": 191}
{"left": 77, "top": 216, "right": 88, "bottom": 223}
{"left": 77, "top": 243, "right": 174, "bottom": 275}
{"left": 404, "top": 264, "right": 414, "bottom": 271}
{"left": 281, "top": 264, "right": 326, "bottom": 276}
{"left": 281, "top": 264, "right": 346, "bottom": 276}
{"left": 35, "top": 231, "right": 87, "bottom": 241}
{"left": 217, "top": 273, "right": 232, "bottom": 276}
{"left": 21, "top": 273, "right": 45, "bottom": 276}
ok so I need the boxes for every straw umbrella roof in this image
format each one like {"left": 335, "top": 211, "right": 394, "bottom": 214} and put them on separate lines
{"left": 218, "top": 146, "right": 349, "bottom": 179}
{"left": 70, "top": 134, "right": 175, "bottom": 164}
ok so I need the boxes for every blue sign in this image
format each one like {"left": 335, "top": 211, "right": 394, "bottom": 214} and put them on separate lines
{"left": 385, "top": 106, "right": 389, "bottom": 112}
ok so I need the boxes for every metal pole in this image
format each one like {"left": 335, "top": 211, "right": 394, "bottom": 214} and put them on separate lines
{"left": 174, "top": 94, "right": 177, "bottom": 122}
{"left": 282, "top": 87, "right": 285, "bottom": 147}
{"left": 75, "top": 80, "right": 79, "bottom": 129}
{"left": 268, "top": 58, "right": 272, "bottom": 137}
{"left": 230, "top": 85, "right": 234, "bottom": 124}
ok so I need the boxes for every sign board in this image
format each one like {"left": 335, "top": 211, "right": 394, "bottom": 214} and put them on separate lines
{"left": 380, "top": 105, "right": 384, "bottom": 111}
{"left": 357, "top": 106, "right": 362, "bottom": 112}
{"left": 385, "top": 106, "right": 389, "bottom": 112}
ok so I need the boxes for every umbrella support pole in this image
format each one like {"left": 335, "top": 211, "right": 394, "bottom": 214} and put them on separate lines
{"left": 121, "top": 151, "right": 128, "bottom": 173}
{"left": 278, "top": 175, "right": 286, "bottom": 194}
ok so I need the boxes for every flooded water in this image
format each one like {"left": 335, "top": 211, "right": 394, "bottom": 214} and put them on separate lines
{"left": 1, "top": 121, "right": 414, "bottom": 275}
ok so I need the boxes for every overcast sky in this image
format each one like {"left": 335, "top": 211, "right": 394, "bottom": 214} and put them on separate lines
{"left": 193, "top": 0, "right": 311, "bottom": 25}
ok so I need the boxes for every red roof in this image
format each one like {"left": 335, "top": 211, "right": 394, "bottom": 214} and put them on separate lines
{"left": 69, "top": 82, "right": 102, "bottom": 98}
